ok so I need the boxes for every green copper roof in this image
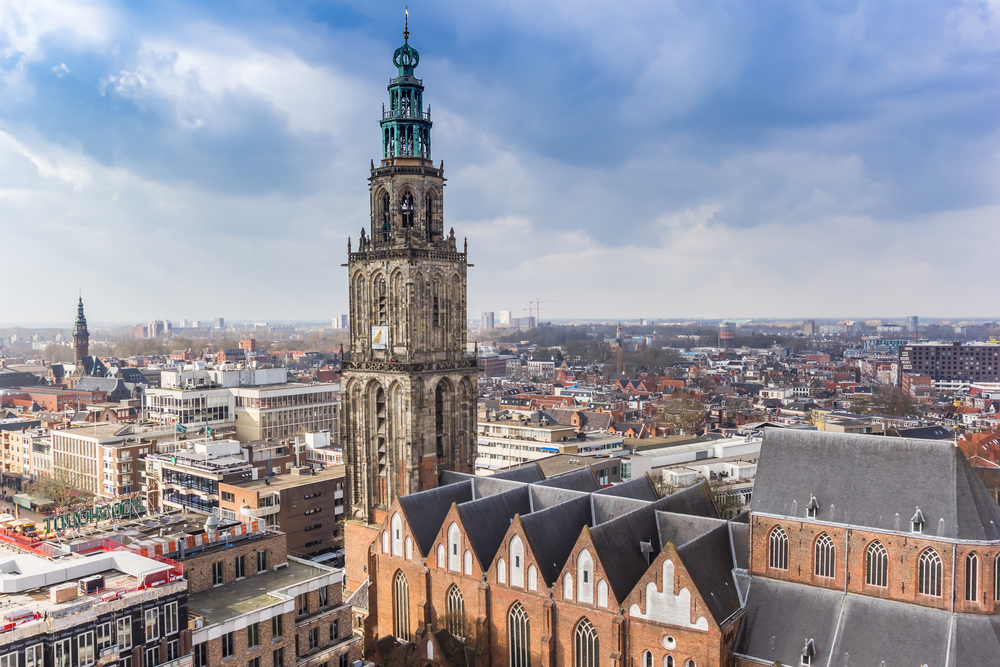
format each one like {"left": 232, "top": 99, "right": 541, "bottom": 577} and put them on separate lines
{"left": 393, "top": 21, "right": 419, "bottom": 77}
{"left": 75, "top": 296, "right": 88, "bottom": 330}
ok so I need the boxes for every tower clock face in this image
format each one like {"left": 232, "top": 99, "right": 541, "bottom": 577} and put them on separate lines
{"left": 371, "top": 326, "right": 388, "bottom": 349}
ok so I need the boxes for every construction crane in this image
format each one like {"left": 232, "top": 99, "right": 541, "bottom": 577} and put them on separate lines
{"left": 527, "top": 298, "right": 557, "bottom": 326}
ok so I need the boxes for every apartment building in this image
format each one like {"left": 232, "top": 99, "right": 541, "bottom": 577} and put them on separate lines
{"left": 0, "top": 549, "right": 189, "bottom": 667}
{"left": 145, "top": 374, "right": 338, "bottom": 445}
{"left": 51, "top": 424, "right": 175, "bottom": 495}
{"left": 232, "top": 384, "right": 337, "bottom": 442}
{"left": 898, "top": 341, "right": 1000, "bottom": 386}
{"left": 145, "top": 439, "right": 257, "bottom": 514}
{"left": 219, "top": 465, "right": 346, "bottom": 556}
{"left": 475, "top": 411, "right": 623, "bottom": 471}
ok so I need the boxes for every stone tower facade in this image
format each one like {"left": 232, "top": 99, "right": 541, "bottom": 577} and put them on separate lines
{"left": 342, "top": 23, "right": 477, "bottom": 530}
{"left": 73, "top": 296, "right": 89, "bottom": 365}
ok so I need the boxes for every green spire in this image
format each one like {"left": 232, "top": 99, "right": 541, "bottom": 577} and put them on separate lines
{"left": 75, "top": 295, "right": 88, "bottom": 332}
{"left": 392, "top": 9, "right": 420, "bottom": 77}
{"left": 381, "top": 9, "right": 432, "bottom": 161}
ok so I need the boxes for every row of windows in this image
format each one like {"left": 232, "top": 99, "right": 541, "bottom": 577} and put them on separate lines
{"left": 383, "top": 518, "right": 613, "bottom": 608}
{"left": 7, "top": 615, "right": 178, "bottom": 667}
{"left": 212, "top": 550, "right": 269, "bottom": 585}
{"left": 768, "top": 526, "right": 994, "bottom": 601}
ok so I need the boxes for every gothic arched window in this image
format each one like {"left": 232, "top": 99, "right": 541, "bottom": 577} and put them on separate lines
{"left": 574, "top": 619, "right": 598, "bottom": 667}
{"left": 577, "top": 549, "right": 594, "bottom": 603}
{"left": 374, "top": 387, "right": 387, "bottom": 505}
{"left": 865, "top": 541, "right": 888, "bottom": 588}
{"left": 425, "top": 193, "right": 434, "bottom": 242}
{"left": 918, "top": 548, "right": 943, "bottom": 597}
{"left": 401, "top": 191, "right": 414, "bottom": 229}
{"left": 814, "top": 533, "right": 835, "bottom": 579}
{"left": 381, "top": 192, "right": 391, "bottom": 233}
{"left": 769, "top": 526, "right": 788, "bottom": 571}
{"left": 446, "top": 585, "right": 464, "bottom": 638}
{"left": 448, "top": 522, "right": 462, "bottom": 572}
{"left": 510, "top": 536, "right": 525, "bottom": 588}
{"left": 508, "top": 602, "right": 530, "bottom": 667}
{"left": 966, "top": 552, "right": 979, "bottom": 602}
{"left": 393, "top": 570, "right": 409, "bottom": 640}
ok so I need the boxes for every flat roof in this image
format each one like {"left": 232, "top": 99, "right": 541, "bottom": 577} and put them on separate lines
{"left": 187, "top": 559, "right": 330, "bottom": 624}
{"left": 224, "top": 465, "right": 345, "bottom": 491}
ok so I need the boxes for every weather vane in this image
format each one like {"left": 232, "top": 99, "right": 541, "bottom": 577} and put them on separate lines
{"left": 404, "top": 7, "right": 409, "bottom": 41}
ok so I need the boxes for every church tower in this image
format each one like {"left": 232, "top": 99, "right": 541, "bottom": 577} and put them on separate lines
{"left": 341, "top": 19, "right": 477, "bottom": 529}
{"left": 73, "top": 295, "right": 90, "bottom": 365}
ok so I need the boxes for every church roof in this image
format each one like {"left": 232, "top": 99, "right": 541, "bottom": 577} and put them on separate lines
{"left": 733, "top": 576, "right": 1000, "bottom": 667}
{"left": 751, "top": 429, "right": 1000, "bottom": 540}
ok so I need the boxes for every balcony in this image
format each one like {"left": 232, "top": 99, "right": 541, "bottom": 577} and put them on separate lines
{"left": 241, "top": 503, "right": 280, "bottom": 518}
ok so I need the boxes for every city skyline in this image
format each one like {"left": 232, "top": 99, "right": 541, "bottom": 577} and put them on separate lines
{"left": 1, "top": 2, "right": 998, "bottom": 322}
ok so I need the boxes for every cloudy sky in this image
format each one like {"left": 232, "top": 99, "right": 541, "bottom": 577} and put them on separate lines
{"left": 1, "top": 0, "right": 998, "bottom": 325}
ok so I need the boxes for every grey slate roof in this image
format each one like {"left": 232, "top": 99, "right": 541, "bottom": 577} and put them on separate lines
{"left": 519, "top": 495, "right": 592, "bottom": 586}
{"left": 490, "top": 465, "right": 545, "bottom": 483}
{"left": 457, "top": 486, "right": 531, "bottom": 569}
{"left": 592, "top": 495, "right": 649, "bottom": 524}
{"left": 398, "top": 481, "right": 473, "bottom": 556}
{"left": 594, "top": 476, "right": 658, "bottom": 501}
{"left": 752, "top": 429, "right": 1000, "bottom": 540}
{"left": 530, "top": 485, "right": 589, "bottom": 511}
{"left": 734, "top": 576, "right": 1000, "bottom": 667}
{"left": 536, "top": 467, "right": 599, "bottom": 492}
{"left": 674, "top": 520, "right": 740, "bottom": 626}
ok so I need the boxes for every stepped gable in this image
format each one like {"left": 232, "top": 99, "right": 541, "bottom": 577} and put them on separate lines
{"left": 457, "top": 486, "right": 531, "bottom": 569}
{"left": 753, "top": 429, "right": 1000, "bottom": 540}
{"left": 519, "top": 495, "right": 593, "bottom": 586}
{"left": 398, "top": 481, "right": 473, "bottom": 556}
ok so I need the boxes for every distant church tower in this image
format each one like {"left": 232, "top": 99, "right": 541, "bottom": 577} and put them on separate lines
{"left": 73, "top": 295, "right": 90, "bottom": 365}
{"left": 341, "top": 19, "right": 477, "bottom": 529}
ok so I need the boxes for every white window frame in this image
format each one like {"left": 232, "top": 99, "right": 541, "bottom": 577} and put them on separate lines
{"left": 145, "top": 608, "right": 159, "bottom": 642}
{"left": 54, "top": 639, "right": 71, "bottom": 667}
{"left": 164, "top": 601, "right": 179, "bottom": 636}
{"left": 26, "top": 644, "right": 43, "bottom": 667}
{"left": 118, "top": 617, "right": 133, "bottom": 650}
{"left": 0, "top": 651, "right": 17, "bottom": 667}
{"left": 79, "top": 631, "right": 96, "bottom": 667}
{"left": 145, "top": 647, "right": 158, "bottom": 667}
{"left": 97, "top": 621, "right": 113, "bottom": 650}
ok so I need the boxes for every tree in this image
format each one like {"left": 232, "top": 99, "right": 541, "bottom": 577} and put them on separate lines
{"left": 710, "top": 482, "right": 745, "bottom": 520}
{"left": 656, "top": 397, "right": 706, "bottom": 435}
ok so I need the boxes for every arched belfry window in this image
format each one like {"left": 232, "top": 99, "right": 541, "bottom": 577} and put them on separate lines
{"left": 769, "top": 526, "right": 788, "bottom": 570}
{"left": 425, "top": 193, "right": 434, "bottom": 242}
{"left": 865, "top": 541, "right": 888, "bottom": 588}
{"left": 401, "top": 191, "right": 414, "bottom": 229}
{"left": 574, "top": 619, "right": 598, "bottom": 667}
{"left": 380, "top": 193, "right": 391, "bottom": 235}
{"left": 918, "top": 548, "right": 943, "bottom": 597}
{"left": 393, "top": 570, "right": 410, "bottom": 640}
{"left": 374, "top": 387, "right": 388, "bottom": 505}
{"left": 508, "top": 602, "right": 530, "bottom": 667}
{"left": 435, "top": 383, "right": 447, "bottom": 459}
{"left": 814, "top": 533, "right": 835, "bottom": 579}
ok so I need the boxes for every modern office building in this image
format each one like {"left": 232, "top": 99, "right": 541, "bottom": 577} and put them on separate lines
{"left": 898, "top": 341, "right": 1000, "bottom": 385}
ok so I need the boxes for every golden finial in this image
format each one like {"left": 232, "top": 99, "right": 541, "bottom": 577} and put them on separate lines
{"left": 404, "top": 7, "right": 409, "bottom": 41}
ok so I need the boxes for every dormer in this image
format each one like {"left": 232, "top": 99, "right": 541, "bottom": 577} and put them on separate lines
{"left": 800, "top": 638, "right": 816, "bottom": 666}
{"left": 806, "top": 494, "right": 819, "bottom": 519}
{"left": 911, "top": 506, "right": 925, "bottom": 534}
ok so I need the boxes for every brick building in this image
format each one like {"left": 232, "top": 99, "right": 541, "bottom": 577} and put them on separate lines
{"left": 898, "top": 341, "right": 1000, "bottom": 385}
{"left": 353, "top": 469, "right": 746, "bottom": 667}
{"left": 0, "top": 548, "right": 190, "bottom": 667}
{"left": 219, "top": 465, "right": 347, "bottom": 557}
{"left": 733, "top": 429, "right": 1000, "bottom": 665}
